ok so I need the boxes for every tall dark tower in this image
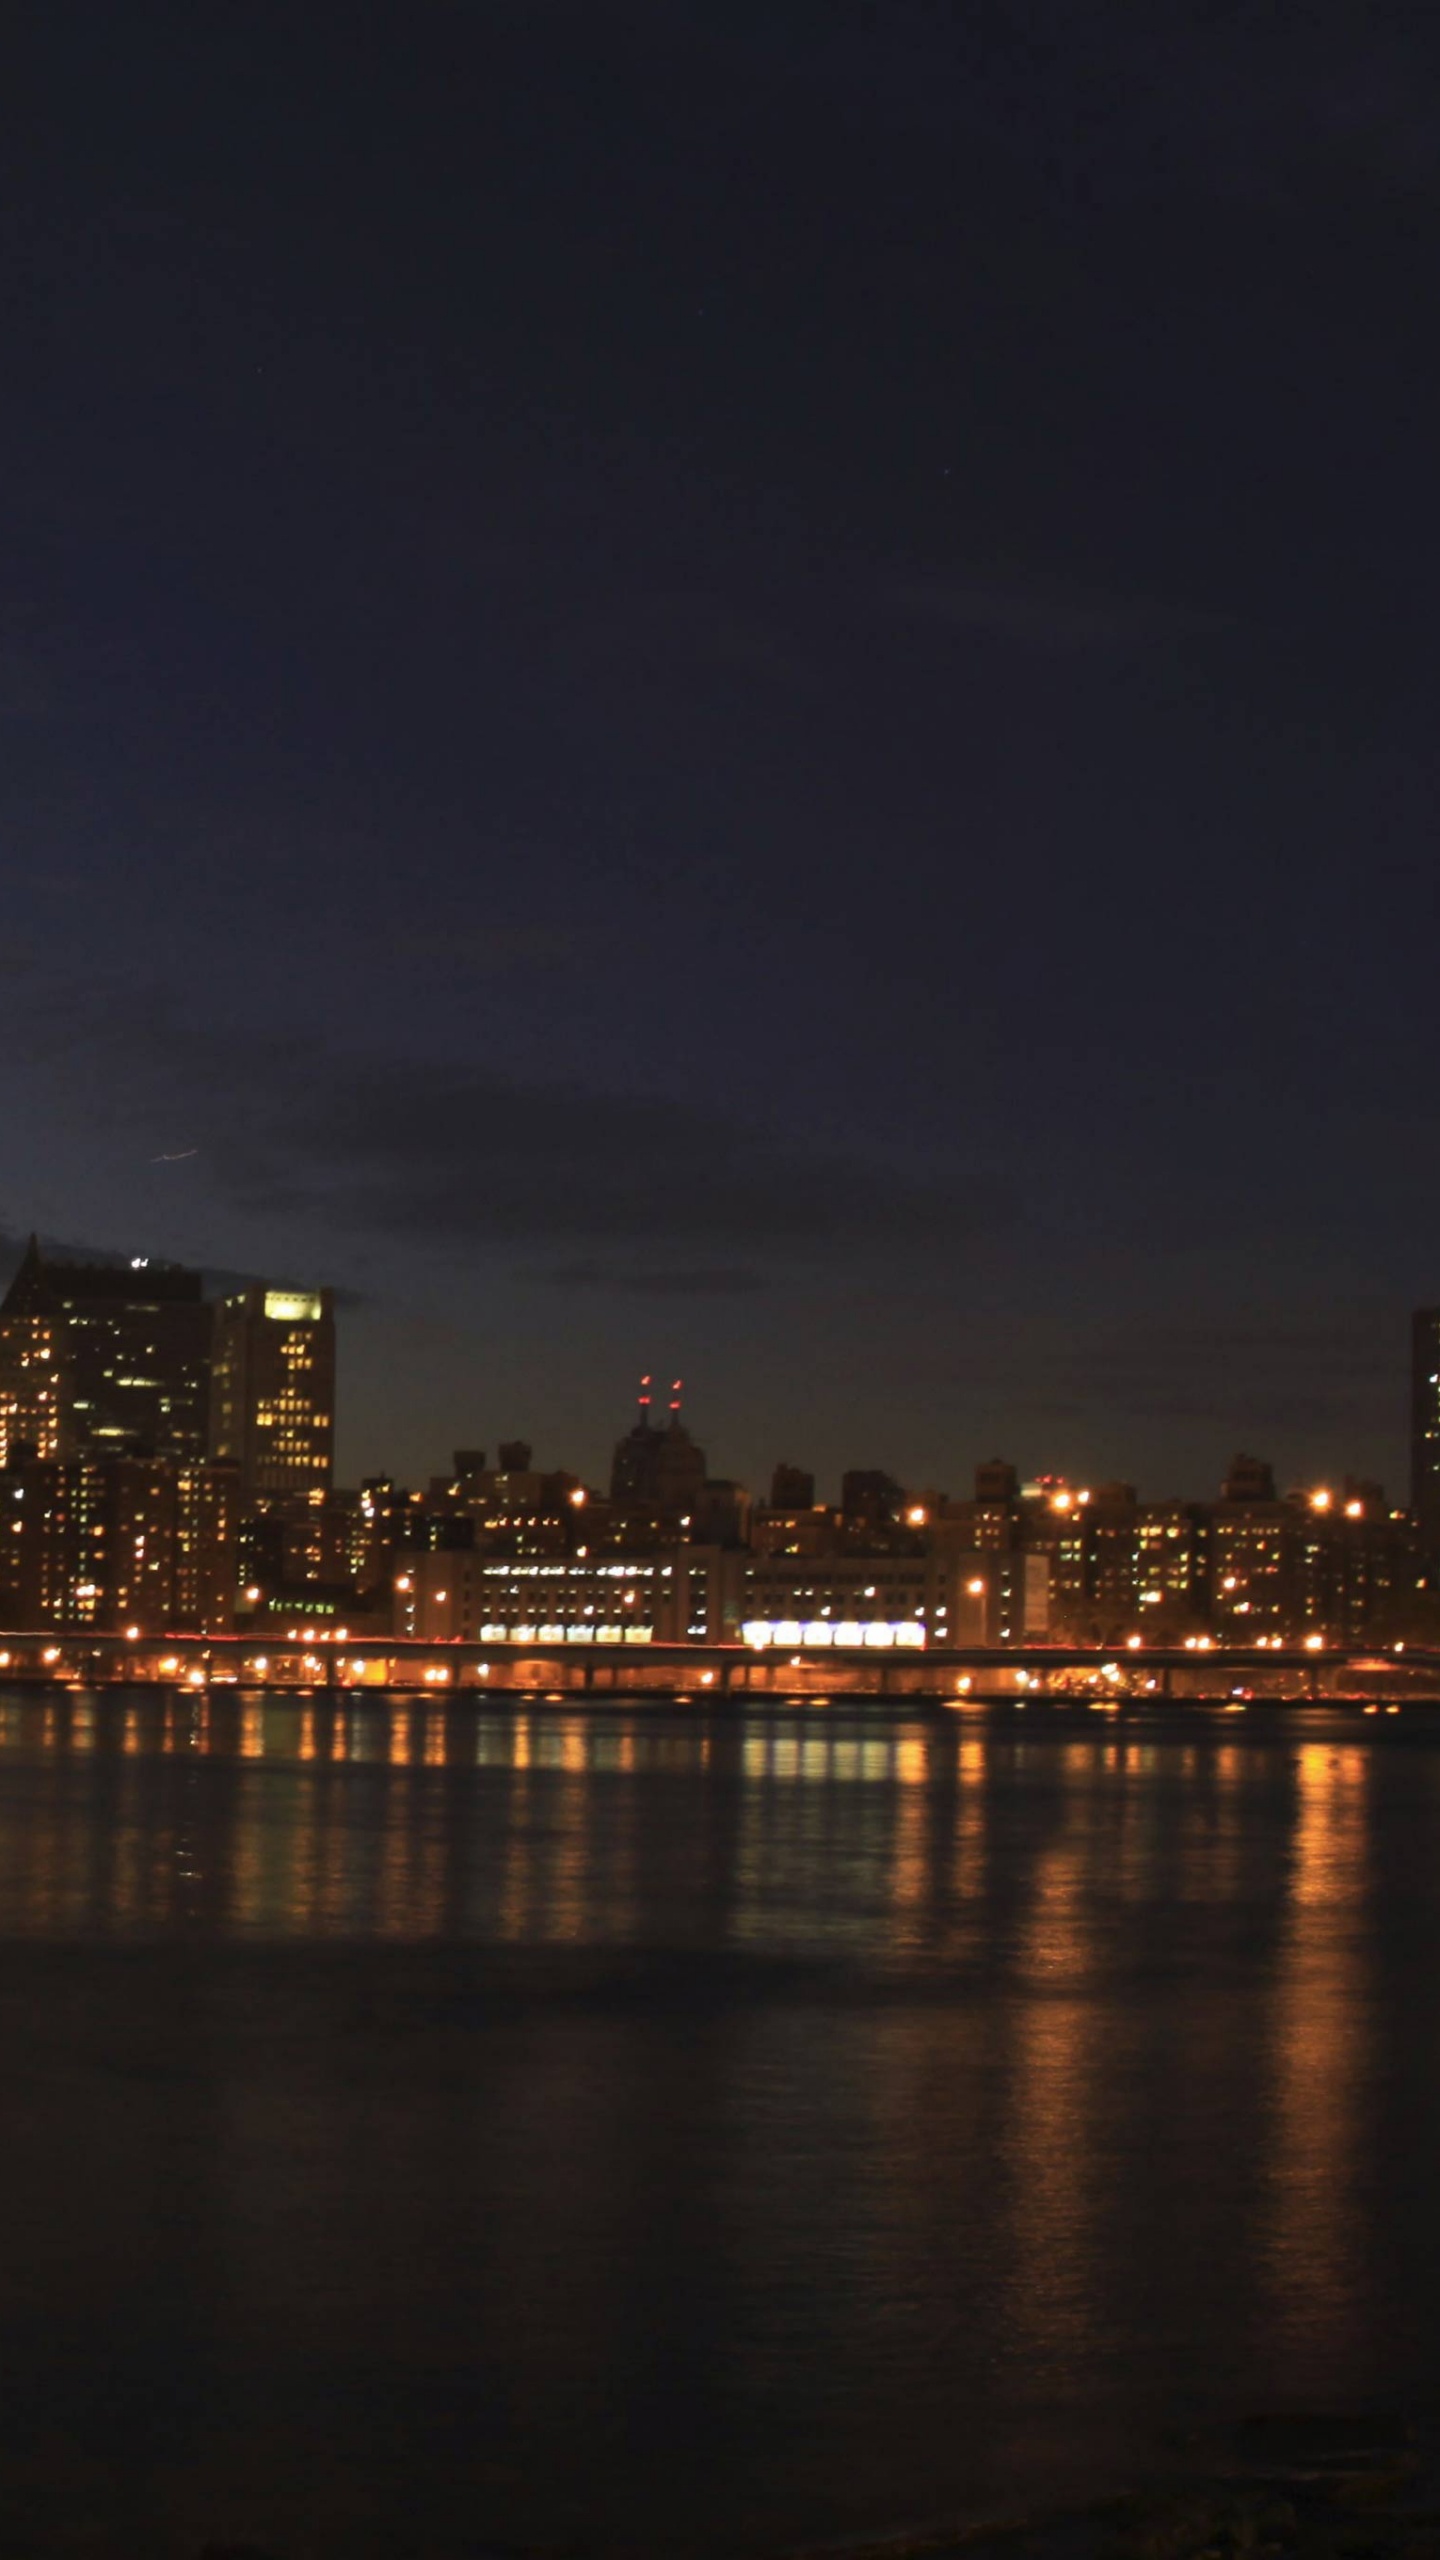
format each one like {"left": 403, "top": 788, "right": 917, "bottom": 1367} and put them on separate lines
{"left": 610, "top": 1376, "right": 658, "bottom": 1513}
{"left": 609, "top": 1376, "right": 706, "bottom": 1525}
{"left": 1411, "top": 1308, "right": 1440, "bottom": 1556}
{"left": 0, "top": 1236, "right": 213, "bottom": 1465}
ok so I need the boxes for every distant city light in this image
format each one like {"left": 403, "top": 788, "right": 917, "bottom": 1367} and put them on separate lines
{"left": 0, "top": 1253, "right": 1435, "bottom": 1677}
{"left": 741, "top": 1619, "right": 926, "bottom": 1651}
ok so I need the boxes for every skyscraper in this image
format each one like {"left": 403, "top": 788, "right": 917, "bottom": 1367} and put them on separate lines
{"left": 1411, "top": 1308, "right": 1440, "bottom": 1556}
{"left": 609, "top": 1378, "right": 706, "bottom": 1526}
{"left": 210, "top": 1285, "right": 336, "bottom": 1498}
{"left": 0, "top": 1238, "right": 213, "bottom": 1465}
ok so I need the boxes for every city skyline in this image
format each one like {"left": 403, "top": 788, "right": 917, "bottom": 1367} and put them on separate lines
{"left": 8, "top": 15, "right": 1440, "bottom": 2552}
{"left": 0, "top": 1223, "right": 1424, "bottom": 1514}
{"left": 6, "top": 4, "right": 1440, "bottom": 1512}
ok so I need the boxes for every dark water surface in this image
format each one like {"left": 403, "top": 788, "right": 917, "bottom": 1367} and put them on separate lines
{"left": 2, "top": 1688, "right": 1439, "bottom": 2557}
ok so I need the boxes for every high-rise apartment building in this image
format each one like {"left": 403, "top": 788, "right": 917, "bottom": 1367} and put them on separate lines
{"left": 0, "top": 1450, "right": 239, "bottom": 1632}
{"left": 0, "top": 1239, "right": 213, "bottom": 1466}
{"left": 1133, "top": 1502, "right": 1210, "bottom": 1630}
{"left": 210, "top": 1286, "right": 335, "bottom": 1498}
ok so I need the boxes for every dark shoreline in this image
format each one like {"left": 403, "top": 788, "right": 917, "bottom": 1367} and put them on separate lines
{"left": 157, "top": 2421, "right": 1438, "bottom": 2560}
{"left": 792, "top": 2417, "right": 1438, "bottom": 2560}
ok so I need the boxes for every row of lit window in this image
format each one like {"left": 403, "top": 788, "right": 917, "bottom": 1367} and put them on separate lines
{"left": 396, "top": 1616, "right": 658, "bottom": 1646}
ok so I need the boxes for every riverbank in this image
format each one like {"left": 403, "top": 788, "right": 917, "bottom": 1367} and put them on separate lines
{"left": 814, "top": 2416, "right": 1437, "bottom": 2560}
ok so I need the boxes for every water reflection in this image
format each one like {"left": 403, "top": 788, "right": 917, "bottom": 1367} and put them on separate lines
{"left": 1005, "top": 1817, "right": 1101, "bottom": 2376}
{"left": 0, "top": 1689, "right": 1437, "bottom": 2555}
{"left": 1263, "top": 1741, "right": 1373, "bottom": 2362}
{"left": 0, "top": 1690, "right": 1412, "bottom": 1960}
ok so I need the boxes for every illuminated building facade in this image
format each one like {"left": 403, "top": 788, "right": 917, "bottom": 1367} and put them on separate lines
{"left": 1085, "top": 1490, "right": 1141, "bottom": 1631}
{"left": 1133, "top": 1503, "right": 1210, "bottom": 1631}
{"left": 1015, "top": 1482, "right": 1140, "bottom": 1640}
{"left": 1022, "top": 1485, "right": 1094, "bottom": 1635}
{"left": 398, "top": 1547, "right": 693, "bottom": 1643}
{"left": 174, "top": 1459, "right": 242, "bottom": 1629}
{"left": 1209, "top": 1496, "right": 1299, "bottom": 1634}
{"left": 427, "top": 1452, "right": 591, "bottom": 1556}
{"left": 741, "top": 1548, "right": 990, "bottom": 1648}
{"left": 0, "top": 1239, "right": 213, "bottom": 1466}
{"left": 2, "top": 1224, "right": 1435, "bottom": 1650}
{"left": 0, "top": 1451, "right": 239, "bottom": 1631}
{"left": 210, "top": 1285, "right": 335, "bottom": 1497}
{"left": 348, "top": 1476, "right": 433, "bottom": 1592}
{"left": 237, "top": 1485, "right": 361, "bottom": 1598}
{"left": 750, "top": 1502, "right": 837, "bottom": 1557}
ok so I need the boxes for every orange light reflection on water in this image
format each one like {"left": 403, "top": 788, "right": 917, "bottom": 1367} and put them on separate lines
{"left": 1263, "top": 1740, "right": 1372, "bottom": 2348}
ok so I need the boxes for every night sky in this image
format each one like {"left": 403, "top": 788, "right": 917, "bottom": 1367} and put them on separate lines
{"left": 5, "top": 1, "right": 1438, "bottom": 1501}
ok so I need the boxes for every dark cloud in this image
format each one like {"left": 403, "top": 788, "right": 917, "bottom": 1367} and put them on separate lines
{"left": 216, "top": 1053, "right": 1013, "bottom": 1257}
{"left": 0, "top": 1224, "right": 140, "bottom": 1274}
{"left": 9, "top": 984, "right": 1017, "bottom": 1269}
{"left": 537, "top": 1263, "right": 769, "bottom": 1297}
{"left": 0, "top": 1225, "right": 354, "bottom": 1307}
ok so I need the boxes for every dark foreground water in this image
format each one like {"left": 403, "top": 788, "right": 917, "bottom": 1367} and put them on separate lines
{"left": 1, "top": 1688, "right": 1439, "bottom": 2557}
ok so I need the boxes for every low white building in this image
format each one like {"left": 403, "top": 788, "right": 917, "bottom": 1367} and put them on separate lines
{"left": 395, "top": 1547, "right": 695, "bottom": 1645}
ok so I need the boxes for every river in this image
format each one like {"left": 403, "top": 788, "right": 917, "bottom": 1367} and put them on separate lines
{"left": 0, "top": 1689, "right": 1435, "bottom": 2556}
